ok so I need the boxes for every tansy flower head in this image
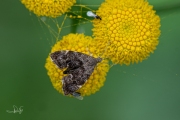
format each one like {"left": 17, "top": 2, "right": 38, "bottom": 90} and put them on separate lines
{"left": 21, "top": 0, "right": 76, "bottom": 18}
{"left": 92, "top": 0, "right": 161, "bottom": 65}
{"left": 45, "top": 33, "right": 109, "bottom": 98}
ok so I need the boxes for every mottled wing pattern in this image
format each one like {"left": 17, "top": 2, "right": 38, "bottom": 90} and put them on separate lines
{"left": 50, "top": 51, "right": 68, "bottom": 69}
{"left": 50, "top": 50, "right": 102, "bottom": 99}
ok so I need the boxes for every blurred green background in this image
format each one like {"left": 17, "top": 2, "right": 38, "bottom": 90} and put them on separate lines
{"left": 0, "top": 0, "right": 180, "bottom": 120}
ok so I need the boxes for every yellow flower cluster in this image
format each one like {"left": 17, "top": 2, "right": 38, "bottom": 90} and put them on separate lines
{"left": 38, "top": 0, "right": 161, "bottom": 99}
{"left": 45, "top": 34, "right": 109, "bottom": 97}
{"left": 93, "top": 0, "right": 161, "bottom": 65}
{"left": 21, "top": 0, "right": 76, "bottom": 18}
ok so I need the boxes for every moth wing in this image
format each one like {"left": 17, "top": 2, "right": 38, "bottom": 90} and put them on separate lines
{"left": 50, "top": 51, "right": 68, "bottom": 69}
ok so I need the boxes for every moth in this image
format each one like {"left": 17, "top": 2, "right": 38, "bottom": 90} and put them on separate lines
{"left": 50, "top": 50, "right": 102, "bottom": 100}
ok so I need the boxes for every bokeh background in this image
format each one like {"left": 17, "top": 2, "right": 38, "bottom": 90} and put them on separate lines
{"left": 0, "top": 0, "right": 180, "bottom": 120}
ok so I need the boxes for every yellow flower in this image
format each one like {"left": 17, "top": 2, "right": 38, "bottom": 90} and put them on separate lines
{"left": 21, "top": 0, "right": 76, "bottom": 18}
{"left": 45, "top": 33, "right": 109, "bottom": 98}
{"left": 92, "top": 0, "right": 161, "bottom": 65}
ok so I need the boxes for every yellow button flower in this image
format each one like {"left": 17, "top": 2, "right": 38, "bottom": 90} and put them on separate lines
{"left": 92, "top": 0, "right": 161, "bottom": 65}
{"left": 45, "top": 33, "right": 109, "bottom": 98}
{"left": 21, "top": 0, "right": 76, "bottom": 18}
